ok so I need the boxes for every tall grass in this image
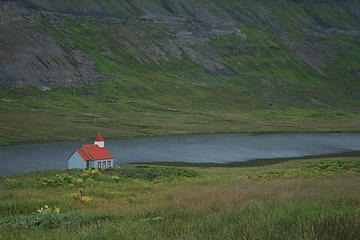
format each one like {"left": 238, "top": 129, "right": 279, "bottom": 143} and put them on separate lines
{"left": 1, "top": 157, "right": 360, "bottom": 239}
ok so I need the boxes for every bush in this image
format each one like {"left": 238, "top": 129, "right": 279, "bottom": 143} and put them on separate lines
{"left": 42, "top": 174, "right": 75, "bottom": 187}
{"left": 71, "top": 190, "right": 92, "bottom": 203}
{"left": 38, "top": 166, "right": 198, "bottom": 187}
{"left": 41, "top": 169, "right": 102, "bottom": 187}
{"left": 104, "top": 165, "right": 199, "bottom": 181}
{"left": 82, "top": 168, "right": 102, "bottom": 180}
{"left": 0, "top": 207, "right": 88, "bottom": 229}
{"left": 255, "top": 159, "right": 360, "bottom": 179}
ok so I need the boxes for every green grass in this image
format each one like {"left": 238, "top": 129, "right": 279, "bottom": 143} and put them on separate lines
{"left": 1, "top": 99, "right": 360, "bottom": 145}
{"left": 1, "top": 156, "right": 360, "bottom": 239}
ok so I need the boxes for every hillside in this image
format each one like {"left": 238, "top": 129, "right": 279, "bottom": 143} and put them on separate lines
{"left": 1, "top": 0, "right": 360, "bottom": 144}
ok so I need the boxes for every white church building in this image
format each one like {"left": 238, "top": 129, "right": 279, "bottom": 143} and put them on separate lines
{"left": 67, "top": 132, "right": 114, "bottom": 169}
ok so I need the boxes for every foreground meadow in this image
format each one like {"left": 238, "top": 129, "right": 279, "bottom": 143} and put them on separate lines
{"left": 1, "top": 156, "right": 359, "bottom": 240}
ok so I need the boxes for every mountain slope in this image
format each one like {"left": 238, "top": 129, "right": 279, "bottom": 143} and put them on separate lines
{"left": 0, "top": 0, "right": 360, "bottom": 144}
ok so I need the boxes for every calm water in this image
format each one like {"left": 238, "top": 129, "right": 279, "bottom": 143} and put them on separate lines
{"left": 1, "top": 133, "right": 360, "bottom": 176}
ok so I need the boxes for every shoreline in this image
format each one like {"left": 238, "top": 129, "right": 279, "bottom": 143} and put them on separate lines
{"left": 3, "top": 150, "right": 360, "bottom": 177}
{"left": 138, "top": 150, "right": 360, "bottom": 168}
{"left": 2, "top": 128, "right": 360, "bottom": 147}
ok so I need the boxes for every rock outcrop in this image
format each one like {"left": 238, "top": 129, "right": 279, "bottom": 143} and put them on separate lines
{"left": 0, "top": 0, "right": 359, "bottom": 95}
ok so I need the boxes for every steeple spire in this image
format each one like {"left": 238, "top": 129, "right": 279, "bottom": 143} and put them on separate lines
{"left": 94, "top": 131, "right": 104, "bottom": 147}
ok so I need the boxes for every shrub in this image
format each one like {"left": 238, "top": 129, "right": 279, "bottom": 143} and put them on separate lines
{"left": 105, "top": 165, "right": 199, "bottom": 181}
{"left": 111, "top": 175, "right": 126, "bottom": 182}
{"left": 37, "top": 205, "right": 60, "bottom": 215}
{"left": 41, "top": 169, "right": 102, "bottom": 187}
{"left": 82, "top": 168, "right": 101, "bottom": 180}
{"left": 255, "top": 159, "right": 360, "bottom": 179}
{"left": 71, "top": 190, "right": 92, "bottom": 203}
{"left": 0, "top": 205, "right": 88, "bottom": 229}
{"left": 42, "top": 174, "right": 75, "bottom": 187}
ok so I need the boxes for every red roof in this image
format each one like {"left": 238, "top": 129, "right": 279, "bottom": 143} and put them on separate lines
{"left": 95, "top": 132, "right": 104, "bottom": 142}
{"left": 77, "top": 145, "right": 114, "bottom": 161}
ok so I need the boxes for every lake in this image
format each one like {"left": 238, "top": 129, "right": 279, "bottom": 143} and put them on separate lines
{"left": 1, "top": 133, "right": 360, "bottom": 176}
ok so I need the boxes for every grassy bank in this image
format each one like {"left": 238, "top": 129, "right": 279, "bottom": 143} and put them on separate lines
{"left": 1, "top": 156, "right": 359, "bottom": 239}
{"left": 1, "top": 98, "right": 360, "bottom": 145}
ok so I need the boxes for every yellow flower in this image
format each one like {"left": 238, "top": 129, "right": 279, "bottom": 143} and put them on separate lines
{"left": 54, "top": 206, "right": 61, "bottom": 214}
{"left": 112, "top": 175, "right": 120, "bottom": 181}
{"left": 81, "top": 196, "right": 92, "bottom": 203}
{"left": 71, "top": 193, "right": 80, "bottom": 199}
{"left": 37, "top": 205, "right": 60, "bottom": 214}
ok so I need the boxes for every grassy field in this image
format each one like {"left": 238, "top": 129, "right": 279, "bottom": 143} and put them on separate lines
{"left": 1, "top": 94, "right": 360, "bottom": 145}
{"left": 1, "top": 155, "right": 360, "bottom": 239}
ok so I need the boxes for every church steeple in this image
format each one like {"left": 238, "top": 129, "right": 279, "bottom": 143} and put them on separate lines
{"left": 94, "top": 132, "right": 104, "bottom": 147}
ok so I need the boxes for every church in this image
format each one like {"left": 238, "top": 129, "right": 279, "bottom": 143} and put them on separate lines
{"left": 67, "top": 132, "right": 114, "bottom": 169}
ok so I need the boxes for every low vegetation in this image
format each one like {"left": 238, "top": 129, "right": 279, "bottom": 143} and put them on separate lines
{"left": 255, "top": 158, "right": 360, "bottom": 178}
{"left": 0, "top": 207, "right": 88, "bottom": 230}
{"left": 1, "top": 156, "right": 359, "bottom": 239}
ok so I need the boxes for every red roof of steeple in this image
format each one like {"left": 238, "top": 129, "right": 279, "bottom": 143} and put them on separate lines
{"left": 77, "top": 144, "right": 114, "bottom": 161}
{"left": 95, "top": 132, "right": 104, "bottom": 142}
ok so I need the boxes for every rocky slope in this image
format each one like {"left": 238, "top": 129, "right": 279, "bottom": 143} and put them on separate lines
{"left": 1, "top": 1, "right": 359, "bottom": 92}
{"left": 0, "top": 0, "right": 360, "bottom": 144}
